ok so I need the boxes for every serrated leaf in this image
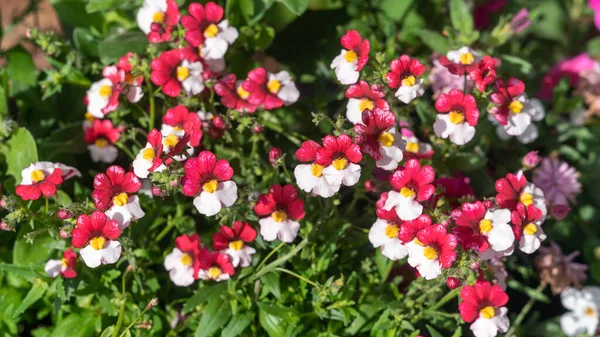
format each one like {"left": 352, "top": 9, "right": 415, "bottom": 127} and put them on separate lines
{"left": 5, "top": 128, "right": 38, "bottom": 184}
{"left": 13, "top": 281, "right": 47, "bottom": 318}
{"left": 220, "top": 311, "right": 252, "bottom": 337}
{"left": 417, "top": 30, "right": 449, "bottom": 53}
{"left": 194, "top": 296, "right": 232, "bottom": 337}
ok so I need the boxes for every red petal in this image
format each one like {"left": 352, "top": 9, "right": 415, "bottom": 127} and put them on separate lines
{"left": 488, "top": 284, "right": 509, "bottom": 307}
{"left": 458, "top": 302, "right": 479, "bottom": 323}
{"left": 205, "top": 2, "right": 224, "bottom": 23}
{"left": 340, "top": 30, "right": 361, "bottom": 50}
{"left": 238, "top": 222, "right": 257, "bottom": 242}
{"left": 38, "top": 181, "right": 58, "bottom": 197}
{"left": 16, "top": 184, "right": 41, "bottom": 200}
{"left": 188, "top": 3, "right": 205, "bottom": 22}
{"left": 295, "top": 140, "right": 321, "bottom": 162}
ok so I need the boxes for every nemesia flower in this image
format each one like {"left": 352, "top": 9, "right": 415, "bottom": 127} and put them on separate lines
{"left": 535, "top": 242, "right": 588, "bottom": 294}
{"left": 560, "top": 287, "right": 600, "bottom": 336}
{"left": 489, "top": 78, "right": 542, "bottom": 137}
{"left": 254, "top": 184, "right": 305, "bottom": 243}
{"left": 495, "top": 170, "right": 547, "bottom": 219}
{"left": 86, "top": 66, "right": 125, "bottom": 118}
{"left": 397, "top": 214, "right": 432, "bottom": 244}
{"left": 151, "top": 49, "right": 204, "bottom": 97}
{"left": 400, "top": 128, "right": 434, "bottom": 160}
{"left": 384, "top": 159, "right": 435, "bottom": 221}
{"left": 16, "top": 162, "right": 80, "bottom": 200}
{"left": 510, "top": 8, "right": 531, "bottom": 33}
{"left": 489, "top": 98, "right": 545, "bottom": 144}
{"left": 160, "top": 105, "right": 203, "bottom": 147}
{"left": 330, "top": 30, "right": 370, "bottom": 84}
{"left": 162, "top": 132, "right": 194, "bottom": 163}
{"left": 345, "top": 80, "right": 389, "bottom": 124}
{"left": 182, "top": 151, "right": 238, "bottom": 216}
{"left": 137, "top": 0, "right": 180, "bottom": 43}
{"left": 213, "top": 74, "right": 257, "bottom": 113}
{"left": 439, "top": 46, "right": 482, "bottom": 75}
{"left": 212, "top": 221, "right": 257, "bottom": 267}
{"left": 405, "top": 224, "right": 457, "bottom": 280}
{"left": 242, "top": 68, "right": 299, "bottom": 109}
{"left": 469, "top": 56, "right": 496, "bottom": 92}
{"left": 386, "top": 55, "right": 426, "bottom": 104}
{"left": 45, "top": 248, "right": 77, "bottom": 279}
{"left": 117, "top": 53, "right": 144, "bottom": 103}
{"left": 83, "top": 119, "right": 121, "bottom": 163}
{"left": 164, "top": 234, "right": 205, "bottom": 286}
{"left": 133, "top": 129, "right": 167, "bottom": 179}
{"left": 294, "top": 140, "right": 341, "bottom": 198}
{"left": 93, "top": 166, "right": 145, "bottom": 229}
{"left": 197, "top": 252, "right": 235, "bottom": 282}
{"left": 459, "top": 280, "right": 510, "bottom": 337}
{"left": 354, "top": 108, "right": 405, "bottom": 171}
{"left": 433, "top": 89, "right": 480, "bottom": 145}
{"left": 72, "top": 211, "right": 121, "bottom": 268}
{"left": 269, "top": 147, "right": 282, "bottom": 166}
{"left": 511, "top": 203, "right": 546, "bottom": 254}
{"left": 368, "top": 205, "right": 407, "bottom": 260}
{"left": 533, "top": 156, "right": 581, "bottom": 207}
{"left": 181, "top": 2, "right": 238, "bottom": 59}
{"left": 315, "top": 134, "right": 363, "bottom": 187}
{"left": 539, "top": 53, "right": 596, "bottom": 99}
{"left": 522, "top": 151, "right": 541, "bottom": 169}
{"left": 429, "top": 58, "right": 474, "bottom": 99}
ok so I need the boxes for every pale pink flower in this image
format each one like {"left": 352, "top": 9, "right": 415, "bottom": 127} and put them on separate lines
{"left": 533, "top": 157, "right": 581, "bottom": 206}
{"left": 522, "top": 151, "right": 541, "bottom": 169}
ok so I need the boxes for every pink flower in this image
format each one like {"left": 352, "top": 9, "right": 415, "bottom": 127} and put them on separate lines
{"left": 539, "top": 53, "right": 596, "bottom": 99}
{"left": 591, "top": 0, "right": 600, "bottom": 31}
{"left": 533, "top": 157, "right": 581, "bottom": 206}
{"left": 510, "top": 8, "right": 531, "bottom": 33}
{"left": 522, "top": 151, "right": 541, "bottom": 169}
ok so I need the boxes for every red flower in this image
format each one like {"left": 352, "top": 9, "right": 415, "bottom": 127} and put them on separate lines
{"left": 389, "top": 159, "right": 435, "bottom": 202}
{"left": 97, "top": 66, "right": 125, "bottom": 115}
{"left": 60, "top": 248, "right": 78, "bottom": 279}
{"left": 452, "top": 201, "right": 492, "bottom": 252}
{"left": 489, "top": 78, "right": 526, "bottom": 125}
{"left": 212, "top": 221, "right": 257, "bottom": 250}
{"left": 434, "top": 89, "right": 480, "bottom": 127}
{"left": 459, "top": 280, "right": 509, "bottom": 323}
{"left": 469, "top": 56, "right": 497, "bottom": 92}
{"left": 386, "top": 55, "right": 426, "bottom": 89}
{"left": 353, "top": 107, "right": 397, "bottom": 160}
{"left": 175, "top": 233, "right": 206, "bottom": 279}
{"left": 345, "top": 80, "right": 389, "bottom": 110}
{"left": 295, "top": 140, "right": 322, "bottom": 163}
{"left": 181, "top": 151, "right": 233, "bottom": 197}
{"left": 72, "top": 211, "right": 121, "bottom": 248}
{"left": 416, "top": 224, "right": 457, "bottom": 268}
{"left": 83, "top": 119, "right": 121, "bottom": 146}
{"left": 200, "top": 252, "right": 235, "bottom": 278}
{"left": 118, "top": 52, "right": 144, "bottom": 86}
{"left": 92, "top": 166, "right": 142, "bottom": 211}
{"left": 495, "top": 171, "right": 528, "bottom": 210}
{"left": 181, "top": 2, "right": 224, "bottom": 47}
{"left": 433, "top": 174, "right": 474, "bottom": 207}
{"left": 162, "top": 105, "right": 203, "bottom": 147}
{"left": 340, "top": 30, "right": 370, "bottom": 71}
{"left": 398, "top": 214, "right": 433, "bottom": 243}
{"left": 439, "top": 54, "right": 479, "bottom": 75}
{"left": 510, "top": 203, "right": 543, "bottom": 241}
{"left": 241, "top": 68, "right": 283, "bottom": 110}
{"left": 16, "top": 167, "right": 63, "bottom": 201}
{"left": 151, "top": 49, "right": 197, "bottom": 97}
{"left": 254, "top": 184, "right": 305, "bottom": 221}
{"left": 147, "top": 0, "right": 180, "bottom": 43}
{"left": 213, "top": 74, "right": 257, "bottom": 113}
{"left": 315, "top": 134, "right": 362, "bottom": 167}
{"left": 144, "top": 129, "right": 166, "bottom": 172}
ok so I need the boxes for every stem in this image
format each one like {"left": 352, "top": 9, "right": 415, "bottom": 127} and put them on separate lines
{"left": 118, "top": 306, "right": 152, "bottom": 337}
{"left": 427, "top": 287, "right": 461, "bottom": 312}
{"left": 463, "top": 74, "right": 468, "bottom": 94}
{"left": 115, "top": 141, "right": 136, "bottom": 160}
{"left": 112, "top": 270, "right": 130, "bottom": 337}
{"left": 155, "top": 219, "right": 175, "bottom": 243}
{"left": 45, "top": 198, "right": 49, "bottom": 214}
{"left": 255, "top": 242, "right": 285, "bottom": 272}
{"left": 147, "top": 80, "right": 155, "bottom": 132}
{"left": 504, "top": 284, "right": 546, "bottom": 337}
{"left": 272, "top": 267, "right": 318, "bottom": 287}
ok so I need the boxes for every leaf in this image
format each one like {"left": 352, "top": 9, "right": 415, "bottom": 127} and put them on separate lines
{"left": 73, "top": 28, "right": 99, "bottom": 57}
{"left": 261, "top": 272, "right": 281, "bottom": 299}
{"left": 220, "top": 311, "right": 252, "bottom": 337}
{"left": 278, "top": 0, "right": 310, "bottom": 15}
{"left": 14, "top": 227, "right": 54, "bottom": 265}
{"left": 449, "top": 0, "right": 473, "bottom": 34}
{"left": 183, "top": 283, "right": 227, "bottom": 315}
{"left": 50, "top": 313, "right": 97, "bottom": 337}
{"left": 451, "top": 326, "right": 462, "bottom": 337}
{"left": 254, "top": 26, "right": 276, "bottom": 50}
{"left": 588, "top": 37, "right": 600, "bottom": 57}
{"left": 194, "top": 296, "right": 232, "bottom": 337}
{"left": 446, "top": 151, "right": 487, "bottom": 171}
{"left": 85, "top": 0, "right": 121, "bottom": 12}
{"left": 100, "top": 326, "right": 115, "bottom": 337}
{"left": 5, "top": 128, "right": 38, "bottom": 184}
{"left": 500, "top": 55, "right": 533, "bottom": 76}
{"left": 38, "top": 124, "right": 87, "bottom": 159}
{"left": 6, "top": 48, "right": 38, "bottom": 87}
{"left": 417, "top": 30, "right": 449, "bottom": 53}
{"left": 98, "top": 31, "right": 148, "bottom": 64}
{"left": 0, "top": 263, "right": 42, "bottom": 280}
{"left": 258, "top": 303, "right": 296, "bottom": 337}
{"left": 426, "top": 325, "right": 444, "bottom": 337}
{"left": 226, "top": 0, "right": 254, "bottom": 26}
{"left": 13, "top": 281, "right": 47, "bottom": 318}
{"left": 52, "top": 0, "right": 105, "bottom": 30}
{"left": 308, "top": 0, "right": 343, "bottom": 10}
{"left": 379, "top": 0, "right": 415, "bottom": 21}
{"left": 0, "top": 81, "right": 7, "bottom": 118}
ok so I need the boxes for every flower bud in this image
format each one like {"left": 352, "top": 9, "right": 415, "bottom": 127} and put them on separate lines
{"left": 169, "top": 179, "right": 179, "bottom": 187}
{"left": 0, "top": 221, "right": 13, "bottom": 231}
{"left": 269, "top": 147, "right": 282, "bottom": 166}
{"left": 439, "top": 218, "right": 452, "bottom": 227}
{"left": 446, "top": 277, "right": 461, "bottom": 289}
{"left": 364, "top": 180, "right": 378, "bottom": 192}
{"left": 146, "top": 298, "right": 159, "bottom": 309}
{"left": 59, "top": 228, "right": 71, "bottom": 239}
{"left": 483, "top": 200, "right": 496, "bottom": 209}
{"left": 522, "top": 151, "right": 541, "bottom": 169}
{"left": 252, "top": 124, "right": 263, "bottom": 134}
{"left": 57, "top": 209, "right": 74, "bottom": 220}
{"left": 510, "top": 8, "right": 531, "bottom": 34}
{"left": 0, "top": 197, "right": 6, "bottom": 209}
{"left": 470, "top": 261, "right": 480, "bottom": 270}
{"left": 551, "top": 204, "right": 571, "bottom": 220}
{"left": 212, "top": 116, "right": 225, "bottom": 129}
{"left": 152, "top": 186, "right": 166, "bottom": 198}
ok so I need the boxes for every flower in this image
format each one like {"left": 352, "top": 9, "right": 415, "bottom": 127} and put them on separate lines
{"left": 397, "top": 214, "right": 433, "bottom": 244}
{"left": 182, "top": 151, "right": 238, "bottom": 216}
{"left": 181, "top": 2, "right": 238, "bottom": 59}
{"left": 345, "top": 80, "right": 389, "bottom": 124}
{"left": 93, "top": 166, "right": 145, "bottom": 229}
{"left": 198, "top": 252, "right": 235, "bottom": 282}
{"left": 386, "top": 55, "right": 426, "bottom": 104}
{"left": 522, "top": 151, "right": 541, "bottom": 169}
{"left": 86, "top": 66, "right": 126, "bottom": 118}
{"left": 83, "top": 119, "right": 121, "bottom": 163}
{"left": 495, "top": 171, "right": 547, "bottom": 221}
{"left": 534, "top": 242, "right": 588, "bottom": 294}
{"left": 511, "top": 203, "right": 546, "bottom": 254}
{"left": 469, "top": 56, "right": 496, "bottom": 92}
{"left": 45, "top": 248, "right": 77, "bottom": 279}
{"left": 254, "top": 184, "right": 305, "bottom": 243}
{"left": 137, "top": 0, "right": 180, "bottom": 43}
{"left": 400, "top": 128, "right": 434, "bottom": 160}
{"left": 213, "top": 73, "right": 257, "bottom": 113}
{"left": 446, "top": 277, "right": 461, "bottom": 289}
{"left": 294, "top": 140, "right": 341, "bottom": 198}
{"left": 16, "top": 162, "right": 80, "bottom": 200}
{"left": 473, "top": 0, "right": 507, "bottom": 29}
{"left": 314, "top": 135, "right": 362, "bottom": 187}
{"left": 162, "top": 132, "right": 194, "bottom": 163}
{"left": 439, "top": 47, "right": 482, "bottom": 75}
{"left": 133, "top": 129, "right": 167, "bottom": 179}
{"left": 354, "top": 108, "right": 405, "bottom": 171}
{"left": 539, "top": 53, "right": 596, "bottom": 100}
{"left": 242, "top": 68, "right": 299, "bottom": 109}
{"left": 489, "top": 78, "right": 542, "bottom": 137}
{"left": 269, "top": 147, "right": 282, "bottom": 166}
{"left": 510, "top": 8, "right": 531, "bottom": 33}
{"left": 405, "top": 224, "right": 457, "bottom": 280}
{"left": 368, "top": 207, "right": 407, "bottom": 261}
{"left": 533, "top": 156, "right": 581, "bottom": 207}
{"left": 459, "top": 280, "right": 510, "bottom": 337}
{"left": 330, "top": 30, "right": 370, "bottom": 84}
{"left": 560, "top": 287, "right": 600, "bottom": 336}
{"left": 160, "top": 105, "right": 203, "bottom": 147}
{"left": 117, "top": 53, "right": 144, "bottom": 103}
{"left": 212, "top": 221, "right": 257, "bottom": 267}
{"left": 164, "top": 234, "right": 206, "bottom": 286}
{"left": 151, "top": 48, "right": 204, "bottom": 97}
{"left": 551, "top": 204, "right": 571, "bottom": 220}
{"left": 433, "top": 89, "right": 480, "bottom": 145}
{"left": 429, "top": 58, "right": 474, "bottom": 99}
{"left": 384, "top": 159, "right": 435, "bottom": 221}
{"left": 72, "top": 211, "right": 122, "bottom": 268}
{"left": 574, "top": 62, "right": 600, "bottom": 119}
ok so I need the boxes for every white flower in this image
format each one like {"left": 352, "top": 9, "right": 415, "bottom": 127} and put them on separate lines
{"left": 469, "top": 307, "right": 510, "bottom": 337}
{"left": 518, "top": 222, "right": 546, "bottom": 254}
{"left": 406, "top": 240, "right": 442, "bottom": 280}
{"left": 105, "top": 195, "right": 145, "bottom": 229}
{"left": 433, "top": 113, "right": 476, "bottom": 145}
{"left": 322, "top": 161, "right": 361, "bottom": 187}
{"left": 294, "top": 163, "right": 340, "bottom": 198}
{"left": 177, "top": 60, "right": 204, "bottom": 96}
{"left": 368, "top": 218, "right": 407, "bottom": 260}
{"left": 192, "top": 181, "right": 237, "bottom": 216}
{"left": 490, "top": 98, "right": 545, "bottom": 144}
{"left": 375, "top": 127, "right": 406, "bottom": 171}
{"left": 383, "top": 189, "right": 422, "bottom": 221}
{"left": 87, "top": 78, "right": 115, "bottom": 119}
{"left": 137, "top": 0, "right": 167, "bottom": 35}
{"left": 560, "top": 287, "right": 600, "bottom": 336}
{"left": 80, "top": 239, "right": 122, "bottom": 268}
{"left": 133, "top": 144, "right": 167, "bottom": 179}
{"left": 395, "top": 78, "right": 425, "bottom": 104}
{"left": 267, "top": 71, "right": 300, "bottom": 106}
{"left": 478, "top": 209, "right": 515, "bottom": 253}
{"left": 220, "top": 243, "right": 256, "bottom": 268}
{"left": 44, "top": 259, "right": 65, "bottom": 278}
{"left": 259, "top": 214, "right": 300, "bottom": 243}
{"left": 164, "top": 248, "right": 196, "bottom": 287}
{"left": 201, "top": 20, "right": 238, "bottom": 60}
{"left": 447, "top": 46, "right": 482, "bottom": 66}
{"left": 88, "top": 143, "right": 119, "bottom": 163}
{"left": 331, "top": 49, "right": 359, "bottom": 85}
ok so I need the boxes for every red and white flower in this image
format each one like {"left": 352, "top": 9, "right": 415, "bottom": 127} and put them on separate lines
{"left": 459, "top": 280, "right": 510, "bottom": 337}
{"left": 397, "top": 214, "right": 433, "bottom": 244}
{"left": 182, "top": 151, "right": 238, "bottom": 216}
{"left": 344, "top": 80, "right": 389, "bottom": 124}
{"left": 117, "top": 53, "right": 144, "bottom": 103}
{"left": 137, "top": 0, "right": 180, "bottom": 43}
{"left": 242, "top": 68, "right": 299, "bottom": 109}
{"left": 16, "top": 162, "right": 80, "bottom": 200}
{"left": 383, "top": 159, "right": 435, "bottom": 221}
{"left": 330, "top": 30, "right": 370, "bottom": 84}
{"left": 405, "top": 224, "right": 457, "bottom": 280}
{"left": 368, "top": 205, "right": 407, "bottom": 260}
{"left": 45, "top": 248, "right": 77, "bottom": 279}
{"left": 254, "top": 184, "right": 305, "bottom": 243}
{"left": 86, "top": 66, "right": 125, "bottom": 118}
{"left": 433, "top": 89, "right": 480, "bottom": 145}
{"left": 93, "top": 166, "right": 145, "bottom": 229}
{"left": 83, "top": 119, "right": 121, "bottom": 163}
{"left": 133, "top": 129, "right": 167, "bottom": 179}
{"left": 212, "top": 221, "right": 257, "bottom": 267}
{"left": 182, "top": 2, "right": 238, "bottom": 59}
{"left": 489, "top": 78, "right": 544, "bottom": 137}
{"left": 164, "top": 234, "right": 205, "bottom": 286}
{"left": 151, "top": 49, "right": 205, "bottom": 97}
{"left": 294, "top": 140, "right": 341, "bottom": 198}
{"left": 439, "top": 46, "right": 482, "bottom": 75}
{"left": 495, "top": 170, "right": 547, "bottom": 219}
{"left": 400, "top": 128, "right": 434, "bottom": 159}
{"left": 386, "top": 55, "right": 426, "bottom": 104}
{"left": 469, "top": 55, "right": 497, "bottom": 92}
{"left": 511, "top": 203, "right": 546, "bottom": 254}
{"left": 315, "top": 134, "right": 363, "bottom": 187}
{"left": 160, "top": 105, "right": 203, "bottom": 147}
{"left": 354, "top": 108, "right": 405, "bottom": 171}
{"left": 197, "top": 252, "right": 234, "bottom": 282}
{"left": 213, "top": 73, "right": 257, "bottom": 113}
{"left": 72, "top": 211, "right": 122, "bottom": 268}
{"left": 489, "top": 97, "right": 545, "bottom": 144}
{"left": 560, "top": 287, "right": 600, "bottom": 337}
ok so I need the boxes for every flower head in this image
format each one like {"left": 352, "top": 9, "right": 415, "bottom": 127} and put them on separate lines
{"left": 330, "top": 30, "right": 370, "bottom": 84}
{"left": 406, "top": 224, "right": 457, "bottom": 280}
{"left": 161, "top": 105, "right": 203, "bottom": 147}
{"left": 533, "top": 157, "right": 581, "bottom": 207}
{"left": 560, "top": 287, "right": 600, "bottom": 336}
{"left": 93, "top": 166, "right": 145, "bottom": 228}
{"left": 400, "top": 128, "right": 434, "bottom": 160}
{"left": 213, "top": 73, "right": 257, "bottom": 113}
{"left": 242, "top": 68, "right": 299, "bottom": 110}
{"left": 345, "top": 81, "right": 389, "bottom": 124}
{"left": 315, "top": 134, "right": 363, "bottom": 187}
{"left": 368, "top": 209, "right": 410, "bottom": 261}
{"left": 164, "top": 234, "right": 206, "bottom": 286}
{"left": 511, "top": 203, "right": 546, "bottom": 254}
{"left": 535, "top": 242, "right": 588, "bottom": 294}
{"left": 354, "top": 107, "right": 405, "bottom": 171}
{"left": 213, "top": 221, "right": 257, "bottom": 267}
{"left": 86, "top": 66, "right": 125, "bottom": 118}
{"left": 495, "top": 170, "right": 547, "bottom": 218}
{"left": 151, "top": 48, "right": 205, "bottom": 97}
{"left": 469, "top": 56, "right": 497, "bottom": 92}
{"left": 133, "top": 129, "right": 167, "bottom": 179}
{"left": 294, "top": 140, "right": 341, "bottom": 198}
{"left": 386, "top": 55, "right": 426, "bottom": 104}
{"left": 181, "top": 2, "right": 238, "bottom": 59}
{"left": 198, "top": 252, "right": 235, "bottom": 282}
{"left": 429, "top": 58, "right": 474, "bottom": 99}
{"left": 439, "top": 47, "right": 482, "bottom": 75}
{"left": 137, "top": 0, "right": 180, "bottom": 43}
{"left": 72, "top": 211, "right": 122, "bottom": 268}
{"left": 522, "top": 151, "right": 541, "bottom": 169}
{"left": 433, "top": 89, "right": 479, "bottom": 145}
{"left": 254, "top": 184, "right": 305, "bottom": 243}
{"left": 384, "top": 159, "right": 435, "bottom": 221}
{"left": 459, "top": 280, "right": 510, "bottom": 337}
{"left": 83, "top": 119, "right": 121, "bottom": 164}
{"left": 45, "top": 248, "right": 77, "bottom": 279}
{"left": 15, "top": 162, "right": 66, "bottom": 200}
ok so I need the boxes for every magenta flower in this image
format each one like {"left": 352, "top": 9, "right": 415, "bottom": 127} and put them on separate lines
{"left": 522, "top": 151, "right": 541, "bottom": 169}
{"left": 533, "top": 157, "right": 581, "bottom": 206}
{"left": 539, "top": 53, "right": 596, "bottom": 100}
{"left": 510, "top": 8, "right": 531, "bottom": 33}
{"left": 591, "top": 0, "right": 600, "bottom": 31}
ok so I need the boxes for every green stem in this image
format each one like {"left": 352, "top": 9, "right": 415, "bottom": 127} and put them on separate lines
{"left": 255, "top": 242, "right": 285, "bottom": 272}
{"left": 273, "top": 267, "right": 318, "bottom": 287}
{"left": 112, "top": 271, "right": 130, "bottom": 337}
{"left": 504, "top": 284, "right": 546, "bottom": 337}
{"left": 115, "top": 141, "right": 136, "bottom": 160}
{"left": 147, "top": 80, "right": 155, "bottom": 132}
{"left": 45, "top": 198, "right": 49, "bottom": 214}
{"left": 427, "top": 287, "right": 461, "bottom": 312}
{"left": 118, "top": 306, "right": 152, "bottom": 337}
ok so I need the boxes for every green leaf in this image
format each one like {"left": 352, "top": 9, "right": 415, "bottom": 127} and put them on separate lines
{"left": 261, "top": 272, "right": 281, "bottom": 299}
{"left": 52, "top": 0, "right": 105, "bottom": 30}
{"left": 379, "top": 0, "right": 415, "bottom": 21}
{"left": 451, "top": 326, "right": 462, "bottom": 337}
{"left": 226, "top": 0, "right": 254, "bottom": 26}
{"left": 588, "top": 37, "right": 600, "bottom": 57}
{"left": 183, "top": 283, "right": 227, "bottom": 315}
{"left": 7, "top": 48, "right": 38, "bottom": 87}
{"left": 308, "top": 0, "right": 343, "bottom": 10}
{"left": 50, "top": 313, "right": 97, "bottom": 337}
{"left": 220, "top": 311, "right": 252, "bottom": 337}
{"left": 426, "top": 325, "right": 444, "bottom": 337}
{"left": 446, "top": 151, "right": 487, "bottom": 171}
{"left": 0, "top": 263, "right": 42, "bottom": 281}
{"left": 278, "top": 0, "right": 310, "bottom": 15}
{"left": 13, "top": 280, "right": 47, "bottom": 318}
{"left": 194, "top": 296, "right": 232, "bottom": 337}
{"left": 500, "top": 55, "right": 533, "bottom": 76}
{"left": 98, "top": 31, "right": 148, "bottom": 64}
{"left": 73, "top": 28, "right": 99, "bottom": 57}
{"left": 258, "top": 303, "right": 296, "bottom": 337}
{"left": 85, "top": 0, "right": 121, "bottom": 12}
{"left": 449, "top": 0, "right": 473, "bottom": 34}
{"left": 100, "top": 326, "right": 115, "bottom": 337}
{"left": 417, "top": 30, "right": 449, "bottom": 53}
{"left": 14, "top": 227, "right": 54, "bottom": 265}
{"left": 4, "top": 128, "right": 38, "bottom": 184}
{"left": 0, "top": 81, "right": 7, "bottom": 118}
{"left": 254, "top": 26, "right": 276, "bottom": 50}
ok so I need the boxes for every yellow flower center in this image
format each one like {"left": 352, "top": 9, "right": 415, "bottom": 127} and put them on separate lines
{"left": 204, "top": 24, "right": 219, "bottom": 38}
{"left": 113, "top": 193, "right": 129, "bottom": 207}
{"left": 480, "top": 306, "right": 495, "bottom": 319}
{"left": 508, "top": 100, "right": 523, "bottom": 114}
{"left": 141, "top": 148, "right": 156, "bottom": 160}
{"left": 524, "top": 223, "right": 538, "bottom": 235}
{"left": 61, "top": 258, "right": 69, "bottom": 268}
{"left": 311, "top": 163, "right": 324, "bottom": 177}
{"left": 95, "top": 138, "right": 108, "bottom": 148}
{"left": 400, "top": 187, "right": 416, "bottom": 198}
{"left": 85, "top": 112, "right": 94, "bottom": 122}
{"left": 180, "top": 253, "right": 192, "bottom": 266}
{"left": 173, "top": 125, "right": 183, "bottom": 132}
{"left": 229, "top": 240, "right": 244, "bottom": 251}
{"left": 99, "top": 85, "right": 112, "bottom": 98}
{"left": 267, "top": 79, "right": 281, "bottom": 94}
{"left": 164, "top": 134, "right": 179, "bottom": 148}
{"left": 479, "top": 219, "right": 493, "bottom": 234}
{"left": 402, "top": 75, "right": 416, "bottom": 87}
{"left": 385, "top": 223, "right": 399, "bottom": 239}
{"left": 90, "top": 236, "right": 106, "bottom": 250}
{"left": 344, "top": 50, "right": 358, "bottom": 63}
{"left": 423, "top": 246, "right": 438, "bottom": 260}
{"left": 272, "top": 210, "right": 287, "bottom": 223}
{"left": 459, "top": 52, "right": 475, "bottom": 65}
{"left": 448, "top": 111, "right": 465, "bottom": 124}
{"left": 359, "top": 99, "right": 374, "bottom": 111}
{"left": 414, "top": 238, "right": 424, "bottom": 246}
{"left": 406, "top": 142, "right": 419, "bottom": 153}
{"left": 378, "top": 132, "right": 395, "bottom": 147}
{"left": 237, "top": 86, "right": 250, "bottom": 99}
{"left": 519, "top": 192, "right": 533, "bottom": 206}
{"left": 152, "top": 11, "right": 164, "bottom": 23}
{"left": 176, "top": 66, "right": 190, "bottom": 81}
{"left": 208, "top": 267, "right": 222, "bottom": 279}
{"left": 31, "top": 169, "right": 45, "bottom": 183}
{"left": 333, "top": 158, "right": 348, "bottom": 171}
{"left": 202, "top": 180, "right": 219, "bottom": 193}
{"left": 585, "top": 306, "right": 596, "bottom": 317}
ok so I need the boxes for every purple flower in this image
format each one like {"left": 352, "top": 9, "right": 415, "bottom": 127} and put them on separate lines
{"left": 510, "top": 8, "right": 531, "bottom": 33}
{"left": 533, "top": 157, "right": 581, "bottom": 206}
{"left": 522, "top": 151, "right": 541, "bottom": 169}
{"left": 428, "top": 58, "right": 473, "bottom": 99}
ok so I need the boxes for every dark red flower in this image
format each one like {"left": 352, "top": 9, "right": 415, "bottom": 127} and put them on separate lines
{"left": 199, "top": 252, "right": 235, "bottom": 279}
{"left": 510, "top": 203, "right": 542, "bottom": 241}
{"left": 162, "top": 105, "right": 203, "bottom": 147}
{"left": 389, "top": 159, "right": 435, "bottom": 202}
{"left": 415, "top": 224, "right": 457, "bottom": 268}
{"left": 353, "top": 107, "right": 397, "bottom": 160}
{"left": 452, "top": 201, "right": 491, "bottom": 252}
{"left": 212, "top": 221, "right": 257, "bottom": 251}
{"left": 72, "top": 211, "right": 121, "bottom": 248}
{"left": 181, "top": 2, "right": 224, "bottom": 47}
{"left": 398, "top": 214, "right": 433, "bottom": 243}
{"left": 92, "top": 166, "right": 142, "bottom": 211}
{"left": 315, "top": 134, "right": 362, "bottom": 167}
{"left": 495, "top": 170, "right": 528, "bottom": 210}
{"left": 345, "top": 80, "right": 389, "bottom": 110}
{"left": 151, "top": 48, "right": 202, "bottom": 97}
{"left": 489, "top": 78, "right": 526, "bottom": 125}
{"left": 434, "top": 89, "right": 480, "bottom": 127}
{"left": 60, "top": 248, "right": 78, "bottom": 279}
